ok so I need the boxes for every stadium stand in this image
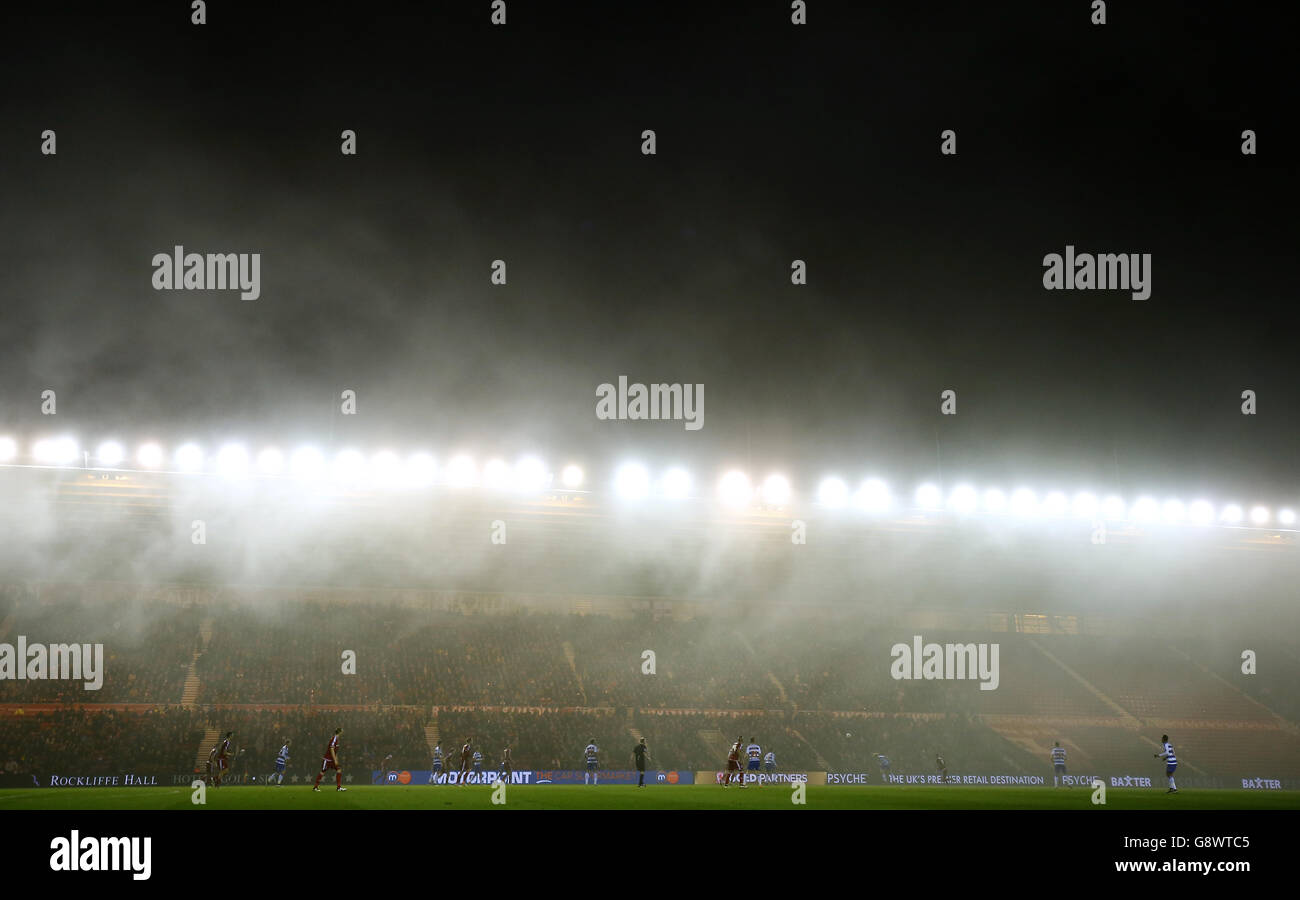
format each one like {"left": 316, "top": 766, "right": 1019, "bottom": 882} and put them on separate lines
{"left": 2, "top": 584, "right": 1298, "bottom": 783}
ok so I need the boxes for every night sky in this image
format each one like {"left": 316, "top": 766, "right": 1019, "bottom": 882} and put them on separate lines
{"left": 1, "top": 0, "right": 1293, "bottom": 502}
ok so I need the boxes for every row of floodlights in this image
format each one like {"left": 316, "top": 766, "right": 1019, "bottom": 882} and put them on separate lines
{"left": 0, "top": 436, "right": 1294, "bottom": 527}
{"left": 852, "top": 480, "right": 1295, "bottom": 528}
{"left": 3, "top": 437, "right": 559, "bottom": 493}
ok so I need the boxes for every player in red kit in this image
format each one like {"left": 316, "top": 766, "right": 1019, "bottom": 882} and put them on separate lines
{"left": 213, "top": 731, "right": 234, "bottom": 787}
{"left": 722, "top": 734, "right": 742, "bottom": 787}
{"left": 455, "top": 738, "right": 473, "bottom": 785}
{"left": 497, "top": 745, "right": 513, "bottom": 785}
{"left": 313, "top": 727, "right": 347, "bottom": 792}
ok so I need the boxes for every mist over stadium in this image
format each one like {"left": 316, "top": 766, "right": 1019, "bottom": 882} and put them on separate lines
{"left": 3, "top": 429, "right": 1298, "bottom": 791}
{"left": 0, "top": 5, "right": 1296, "bottom": 882}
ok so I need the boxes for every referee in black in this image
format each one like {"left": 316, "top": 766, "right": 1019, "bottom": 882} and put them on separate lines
{"left": 633, "top": 738, "right": 649, "bottom": 787}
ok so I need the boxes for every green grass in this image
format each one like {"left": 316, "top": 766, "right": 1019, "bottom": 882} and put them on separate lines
{"left": 2, "top": 784, "right": 1297, "bottom": 810}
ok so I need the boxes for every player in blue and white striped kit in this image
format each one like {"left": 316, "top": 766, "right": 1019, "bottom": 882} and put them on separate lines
{"left": 266, "top": 739, "right": 290, "bottom": 785}
{"left": 875, "top": 754, "right": 891, "bottom": 779}
{"left": 1154, "top": 735, "right": 1178, "bottom": 794}
{"left": 745, "top": 738, "right": 762, "bottom": 785}
{"left": 763, "top": 750, "right": 776, "bottom": 774}
{"left": 1050, "top": 741, "right": 1068, "bottom": 786}
{"left": 584, "top": 740, "right": 599, "bottom": 784}
{"left": 472, "top": 749, "right": 484, "bottom": 779}
{"left": 428, "top": 744, "right": 444, "bottom": 783}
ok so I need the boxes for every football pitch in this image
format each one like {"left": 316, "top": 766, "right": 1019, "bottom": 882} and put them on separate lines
{"left": 2, "top": 784, "right": 1297, "bottom": 811}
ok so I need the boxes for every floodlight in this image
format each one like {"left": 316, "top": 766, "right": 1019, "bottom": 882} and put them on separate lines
{"left": 817, "top": 477, "right": 848, "bottom": 508}
{"left": 1130, "top": 496, "right": 1160, "bottom": 523}
{"left": 761, "top": 473, "right": 791, "bottom": 506}
{"left": 290, "top": 447, "right": 325, "bottom": 480}
{"left": 1188, "top": 500, "right": 1214, "bottom": 526}
{"left": 614, "top": 462, "right": 651, "bottom": 500}
{"left": 718, "top": 470, "right": 752, "bottom": 508}
{"left": 482, "top": 458, "right": 511, "bottom": 490}
{"left": 35, "top": 437, "right": 78, "bottom": 465}
{"left": 915, "top": 483, "right": 942, "bottom": 510}
{"left": 445, "top": 454, "right": 477, "bottom": 488}
{"left": 216, "top": 443, "right": 250, "bottom": 479}
{"left": 856, "top": 478, "right": 891, "bottom": 514}
{"left": 406, "top": 452, "right": 437, "bottom": 487}
{"left": 514, "top": 456, "right": 548, "bottom": 493}
{"left": 1009, "top": 488, "right": 1038, "bottom": 517}
{"left": 137, "top": 443, "right": 165, "bottom": 469}
{"left": 1042, "top": 491, "right": 1068, "bottom": 517}
{"left": 1101, "top": 495, "right": 1126, "bottom": 521}
{"left": 256, "top": 447, "right": 285, "bottom": 476}
{"left": 174, "top": 443, "right": 204, "bottom": 472}
{"left": 949, "top": 484, "right": 978, "bottom": 515}
{"left": 96, "top": 441, "right": 125, "bottom": 467}
{"left": 662, "top": 467, "right": 691, "bottom": 500}
{"left": 1071, "top": 491, "right": 1098, "bottom": 519}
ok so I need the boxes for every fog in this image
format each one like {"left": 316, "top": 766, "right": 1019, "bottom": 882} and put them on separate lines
{"left": 2, "top": 465, "right": 1296, "bottom": 644}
